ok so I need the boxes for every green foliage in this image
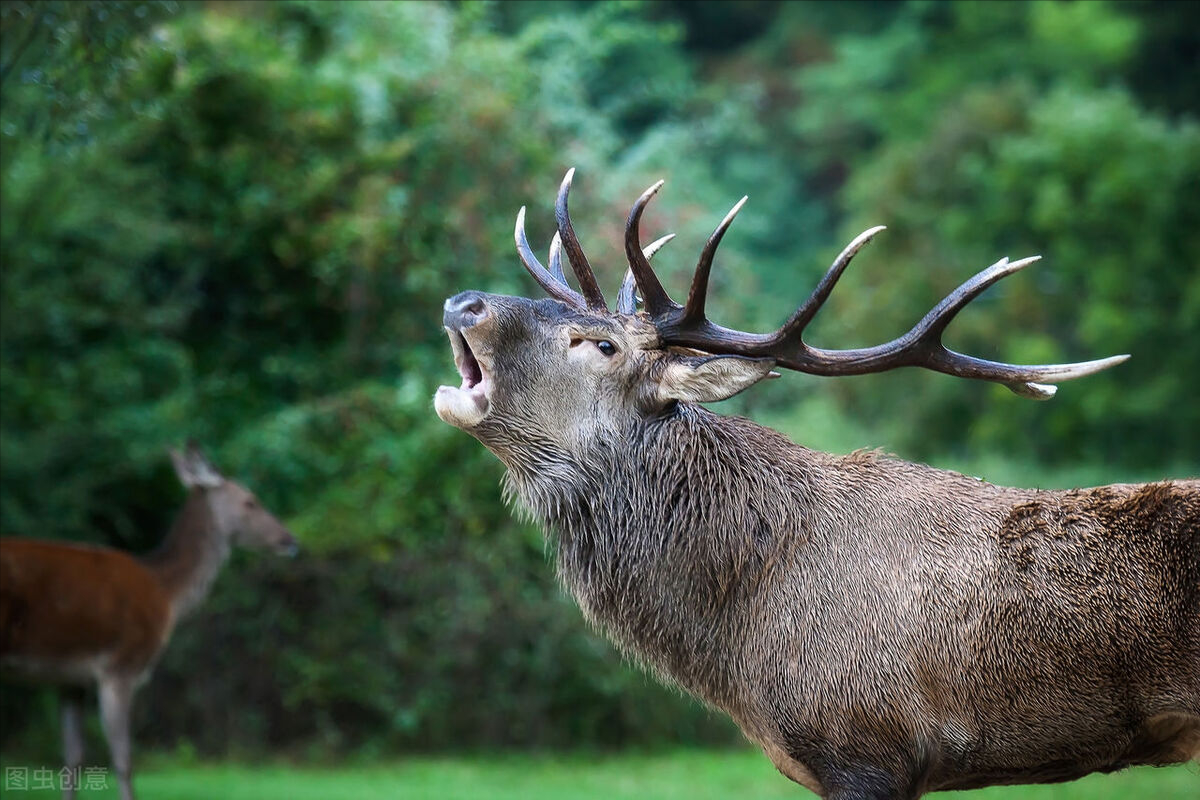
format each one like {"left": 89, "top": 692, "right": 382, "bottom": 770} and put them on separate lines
{"left": 2, "top": 0, "right": 1197, "bottom": 761}
{"left": 1, "top": 0, "right": 559, "bottom": 548}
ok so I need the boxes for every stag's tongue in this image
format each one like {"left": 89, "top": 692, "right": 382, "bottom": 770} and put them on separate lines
{"left": 457, "top": 335, "right": 483, "bottom": 389}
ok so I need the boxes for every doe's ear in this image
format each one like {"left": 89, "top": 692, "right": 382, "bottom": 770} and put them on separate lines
{"left": 657, "top": 354, "right": 776, "bottom": 405}
{"left": 169, "top": 443, "right": 223, "bottom": 489}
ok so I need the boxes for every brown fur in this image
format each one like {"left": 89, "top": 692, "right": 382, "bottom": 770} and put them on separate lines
{"left": 1, "top": 540, "right": 172, "bottom": 677}
{"left": 435, "top": 290, "right": 1200, "bottom": 799}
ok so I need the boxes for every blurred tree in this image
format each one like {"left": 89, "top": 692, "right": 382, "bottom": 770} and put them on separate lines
{"left": 2, "top": 0, "right": 558, "bottom": 549}
{"left": 1, "top": 0, "right": 191, "bottom": 547}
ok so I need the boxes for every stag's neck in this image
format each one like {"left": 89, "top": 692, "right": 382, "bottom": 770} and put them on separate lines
{"left": 141, "top": 490, "right": 231, "bottom": 621}
{"left": 503, "top": 404, "right": 824, "bottom": 699}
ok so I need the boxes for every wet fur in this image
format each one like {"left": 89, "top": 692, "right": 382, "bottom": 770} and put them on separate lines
{"left": 444, "top": 294, "right": 1199, "bottom": 799}
{"left": 501, "top": 407, "right": 1199, "bottom": 797}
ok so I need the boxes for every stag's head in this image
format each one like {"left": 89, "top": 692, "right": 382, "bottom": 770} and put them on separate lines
{"left": 435, "top": 169, "right": 1127, "bottom": 462}
{"left": 433, "top": 290, "right": 775, "bottom": 460}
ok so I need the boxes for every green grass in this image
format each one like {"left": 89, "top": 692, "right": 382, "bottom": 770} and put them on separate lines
{"left": 2, "top": 750, "right": 1195, "bottom": 799}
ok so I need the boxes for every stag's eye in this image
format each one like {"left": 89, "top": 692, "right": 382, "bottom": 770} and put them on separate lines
{"left": 568, "top": 336, "right": 617, "bottom": 356}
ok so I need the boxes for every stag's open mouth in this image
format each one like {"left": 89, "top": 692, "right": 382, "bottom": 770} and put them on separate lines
{"left": 434, "top": 327, "right": 492, "bottom": 428}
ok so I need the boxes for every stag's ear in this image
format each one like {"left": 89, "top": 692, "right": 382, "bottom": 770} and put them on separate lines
{"left": 656, "top": 354, "right": 776, "bottom": 405}
{"left": 169, "top": 443, "right": 223, "bottom": 489}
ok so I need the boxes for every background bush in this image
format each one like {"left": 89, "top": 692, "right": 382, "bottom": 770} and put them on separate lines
{"left": 2, "top": 0, "right": 1196, "bottom": 757}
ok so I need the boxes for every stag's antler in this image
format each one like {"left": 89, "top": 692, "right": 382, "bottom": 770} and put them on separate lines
{"left": 622, "top": 179, "right": 1128, "bottom": 399}
{"left": 516, "top": 169, "right": 674, "bottom": 313}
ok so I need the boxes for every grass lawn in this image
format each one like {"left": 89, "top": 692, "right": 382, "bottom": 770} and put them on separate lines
{"left": 2, "top": 749, "right": 1195, "bottom": 799}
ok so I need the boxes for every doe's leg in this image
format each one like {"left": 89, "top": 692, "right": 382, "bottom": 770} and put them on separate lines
{"left": 98, "top": 676, "right": 137, "bottom": 800}
{"left": 60, "top": 688, "right": 86, "bottom": 800}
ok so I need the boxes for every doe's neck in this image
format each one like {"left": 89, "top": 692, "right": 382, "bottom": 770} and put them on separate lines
{"left": 142, "top": 490, "right": 233, "bottom": 621}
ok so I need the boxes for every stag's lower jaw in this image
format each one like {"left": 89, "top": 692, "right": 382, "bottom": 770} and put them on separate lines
{"left": 435, "top": 327, "right": 491, "bottom": 428}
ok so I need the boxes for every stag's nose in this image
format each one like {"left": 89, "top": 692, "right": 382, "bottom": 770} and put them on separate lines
{"left": 444, "top": 291, "right": 489, "bottom": 330}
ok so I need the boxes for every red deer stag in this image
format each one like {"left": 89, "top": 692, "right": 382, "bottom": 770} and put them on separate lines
{"left": 0, "top": 444, "right": 297, "bottom": 800}
{"left": 434, "top": 170, "right": 1199, "bottom": 799}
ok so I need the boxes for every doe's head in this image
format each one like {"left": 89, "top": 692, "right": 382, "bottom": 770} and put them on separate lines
{"left": 169, "top": 442, "right": 299, "bottom": 557}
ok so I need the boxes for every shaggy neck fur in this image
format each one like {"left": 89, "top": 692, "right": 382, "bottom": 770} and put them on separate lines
{"left": 141, "top": 490, "right": 231, "bottom": 622}
{"left": 501, "top": 403, "right": 829, "bottom": 705}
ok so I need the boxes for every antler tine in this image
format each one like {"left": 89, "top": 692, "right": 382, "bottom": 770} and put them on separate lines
{"left": 625, "top": 179, "right": 677, "bottom": 317}
{"left": 682, "top": 196, "right": 748, "bottom": 326}
{"left": 643, "top": 232, "right": 677, "bottom": 261}
{"left": 515, "top": 206, "right": 587, "bottom": 308}
{"left": 779, "top": 247, "right": 1131, "bottom": 394}
{"left": 911, "top": 255, "right": 1033, "bottom": 340}
{"left": 885, "top": 254, "right": 1131, "bottom": 397}
{"left": 617, "top": 233, "right": 676, "bottom": 315}
{"left": 775, "top": 226, "right": 887, "bottom": 345}
{"left": 556, "top": 169, "right": 607, "bottom": 311}
{"left": 547, "top": 232, "right": 567, "bottom": 285}
{"left": 1001, "top": 354, "right": 1132, "bottom": 398}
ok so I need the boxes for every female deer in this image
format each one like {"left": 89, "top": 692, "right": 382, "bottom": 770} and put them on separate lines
{"left": 0, "top": 444, "right": 297, "bottom": 800}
